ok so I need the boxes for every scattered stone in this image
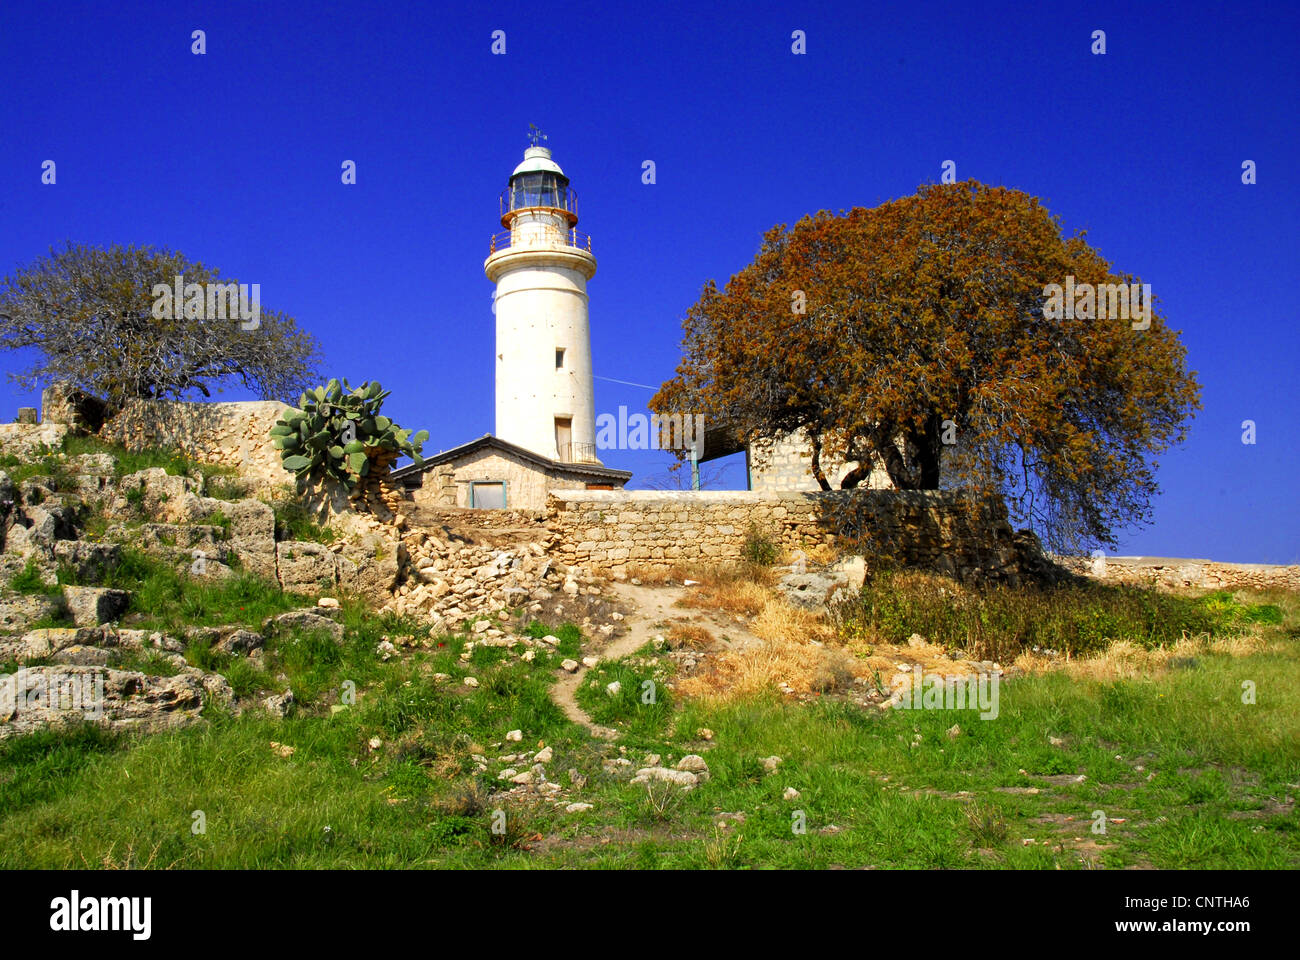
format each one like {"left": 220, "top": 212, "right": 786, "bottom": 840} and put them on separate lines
{"left": 506, "top": 729, "right": 523, "bottom": 741}
{"left": 783, "top": 786, "right": 801, "bottom": 801}
{"left": 565, "top": 802, "right": 593, "bottom": 813}
{"left": 946, "top": 724, "right": 962, "bottom": 739}
{"left": 534, "top": 746, "right": 553, "bottom": 763}
{"left": 581, "top": 656, "right": 599, "bottom": 668}
{"left": 317, "top": 597, "right": 340, "bottom": 609}
{"left": 675, "top": 754, "right": 710, "bottom": 777}
{"left": 605, "top": 680, "right": 622, "bottom": 697}
{"left": 760, "top": 756, "right": 783, "bottom": 773}
{"left": 631, "top": 767, "right": 699, "bottom": 789}
{"left": 560, "top": 659, "right": 579, "bottom": 673}
{"left": 265, "top": 690, "right": 294, "bottom": 717}
{"left": 498, "top": 768, "right": 518, "bottom": 781}
{"left": 463, "top": 677, "right": 479, "bottom": 688}
{"left": 696, "top": 727, "right": 714, "bottom": 741}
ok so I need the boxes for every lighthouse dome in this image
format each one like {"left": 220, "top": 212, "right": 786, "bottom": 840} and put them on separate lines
{"left": 512, "top": 146, "right": 565, "bottom": 178}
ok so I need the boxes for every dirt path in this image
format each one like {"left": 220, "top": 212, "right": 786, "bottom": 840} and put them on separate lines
{"left": 550, "top": 580, "right": 764, "bottom": 738}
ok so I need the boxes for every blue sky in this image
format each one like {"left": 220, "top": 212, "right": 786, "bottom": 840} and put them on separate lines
{"left": 1, "top": 0, "right": 1296, "bottom": 562}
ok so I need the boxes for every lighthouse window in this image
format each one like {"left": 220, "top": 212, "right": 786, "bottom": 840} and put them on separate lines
{"left": 555, "top": 348, "right": 565, "bottom": 369}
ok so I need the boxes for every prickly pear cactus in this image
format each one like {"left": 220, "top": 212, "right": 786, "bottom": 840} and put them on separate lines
{"left": 271, "top": 379, "right": 428, "bottom": 494}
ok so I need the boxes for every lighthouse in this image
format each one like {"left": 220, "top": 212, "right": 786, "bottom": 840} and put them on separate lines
{"left": 486, "top": 131, "right": 601, "bottom": 465}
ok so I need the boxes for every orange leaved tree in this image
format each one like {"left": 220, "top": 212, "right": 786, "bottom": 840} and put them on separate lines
{"left": 651, "top": 182, "right": 1201, "bottom": 552}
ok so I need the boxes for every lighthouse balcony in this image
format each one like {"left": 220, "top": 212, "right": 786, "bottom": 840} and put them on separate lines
{"left": 489, "top": 228, "right": 592, "bottom": 255}
{"left": 557, "top": 441, "right": 600, "bottom": 464}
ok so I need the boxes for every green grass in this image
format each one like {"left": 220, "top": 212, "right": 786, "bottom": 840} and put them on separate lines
{"left": 61, "top": 434, "right": 238, "bottom": 484}
{"left": 0, "top": 562, "right": 1295, "bottom": 869}
{"left": 270, "top": 497, "right": 336, "bottom": 544}
{"left": 7, "top": 559, "right": 56, "bottom": 596}
{"left": 93, "top": 548, "right": 311, "bottom": 633}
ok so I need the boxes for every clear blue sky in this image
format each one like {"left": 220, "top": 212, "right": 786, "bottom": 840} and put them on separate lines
{"left": 1, "top": 0, "right": 1296, "bottom": 563}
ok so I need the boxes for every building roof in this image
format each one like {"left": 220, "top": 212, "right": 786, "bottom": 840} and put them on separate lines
{"left": 391, "top": 433, "right": 632, "bottom": 485}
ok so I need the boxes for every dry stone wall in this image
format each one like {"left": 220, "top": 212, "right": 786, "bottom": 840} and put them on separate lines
{"left": 97, "top": 399, "right": 294, "bottom": 490}
{"left": 545, "top": 489, "right": 1028, "bottom": 584}
{"left": 1058, "top": 555, "right": 1300, "bottom": 592}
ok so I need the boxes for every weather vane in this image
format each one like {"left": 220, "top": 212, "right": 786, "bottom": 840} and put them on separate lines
{"left": 527, "top": 124, "right": 547, "bottom": 148}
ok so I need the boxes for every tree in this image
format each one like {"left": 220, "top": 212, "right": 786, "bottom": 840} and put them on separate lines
{"left": 651, "top": 182, "right": 1201, "bottom": 552}
{"left": 0, "top": 242, "right": 322, "bottom": 407}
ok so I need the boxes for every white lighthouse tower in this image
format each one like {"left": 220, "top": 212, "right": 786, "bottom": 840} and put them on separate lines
{"left": 486, "top": 130, "right": 600, "bottom": 465}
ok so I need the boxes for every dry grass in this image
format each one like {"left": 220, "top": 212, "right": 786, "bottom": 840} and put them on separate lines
{"left": 666, "top": 623, "right": 715, "bottom": 650}
{"left": 1022, "top": 629, "right": 1274, "bottom": 684}
{"left": 677, "top": 637, "right": 863, "bottom": 701}
{"left": 751, "top": 598, "right": 837, "bottom": 645}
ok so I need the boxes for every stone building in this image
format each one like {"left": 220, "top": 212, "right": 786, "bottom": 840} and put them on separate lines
{"left": 697, "top": 425, "right": 894, "bottom": 493}
{"left": 392, "top": 434, "right": 629, "bottom": 511}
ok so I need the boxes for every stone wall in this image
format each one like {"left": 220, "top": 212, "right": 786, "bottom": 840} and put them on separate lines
{"left": 545, "top": 489, "right": 1026, "bottom": 583}
{"left": 1057, "top": 555, "right": 1300, "bottom": 592}
{"left": 97, "top": 399, "right": 294, "bottom": 490}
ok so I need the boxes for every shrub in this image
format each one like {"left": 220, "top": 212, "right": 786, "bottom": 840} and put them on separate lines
{"left": 742, "top": 524, "right": 778, "bottom": 566}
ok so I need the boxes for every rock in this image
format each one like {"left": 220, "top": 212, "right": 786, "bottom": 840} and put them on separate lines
{"left": 506, "top": 729, "right": 523, "bottom": 741}
{"left": 0, "top": 594, "right": 60, "bottom": 633}
{"left": 276, "top": 541, "right": 338, "bottom": 594}
{"left": 317, "top": 597, "right": 340, "bottom": 609}
{"left": 542, "top": 634, "right": 560, "bottom": 646}
{"left": 534, "top": 746, "right": 553, "bottom": 763}
{"left": 264, "top": 610, "right": 345, "bottom": 644}
{"left": 908, "top": 633, "right": 927, "bottom": 649}
{"left": 776, "top": 571, "right": 849, "bottom": 611}
{"left": 52, "top": 540, "right": 121, "bottom": 582}
{"left": 696, "top": 727, "right": 714, "bottom": 741}
{"left": 631, "top": 767, "right": 699, "bottom": 789}
{"left": 226, "top": 499, "right": 277, "bottom": 578}
{"left": 1048, "top": 735, "right": 1064, "bottom": 747}
{"left": 605, "top": 680, "right": 622, "bottom": 697}
{"left": 114, "top": 468, "right": 198, "bottom": 522}
{"left": 54, "top": 644, "right": 111, "bottom": 666}
{"left": 946, "top": 723, "right": 962, "bottom": 739}
{"left": 581, "top": 656, "right": 599, "bottom": 668}
{"left": 463, "top": 677, "right": 479, "bottom": 688}
{"left": 206, "top": 629, "right": 260, "bottom": 656}
{"left": 472, "top": 619, "right": 490, "bottom": 634}
{"left": 62, "top": 586, "right": 130, "bottom": 627}
{"left": 783, "top": 787, "right": 801, "bottom": 801}
{"left": 498, "top": 768, "right": 518, "bottom": 780}
{"left": 760, "top": 756, "right": 783, "bottom": 773}
{"left": 511, "top": 770, "right": 534, "bottom": 785}
{"left": 560, "top": 659, "right": 579, "bottom": 673}
{"left": 0, "top": 421, "right": 68, "bottom": 459}
{"left": 336, "top": 534, "right": 404, "bottom": 604}
{"left": 265, "top": 690, "right": 294, "bottom": 717}
{"left": 0, "top": 665, "right": 210, "bottom": 740}
{"left": 564, "top": 802, "right": 593, "bottom": 813}
{"left": 675, "top": 754, "right": 710, "bottom": 776}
